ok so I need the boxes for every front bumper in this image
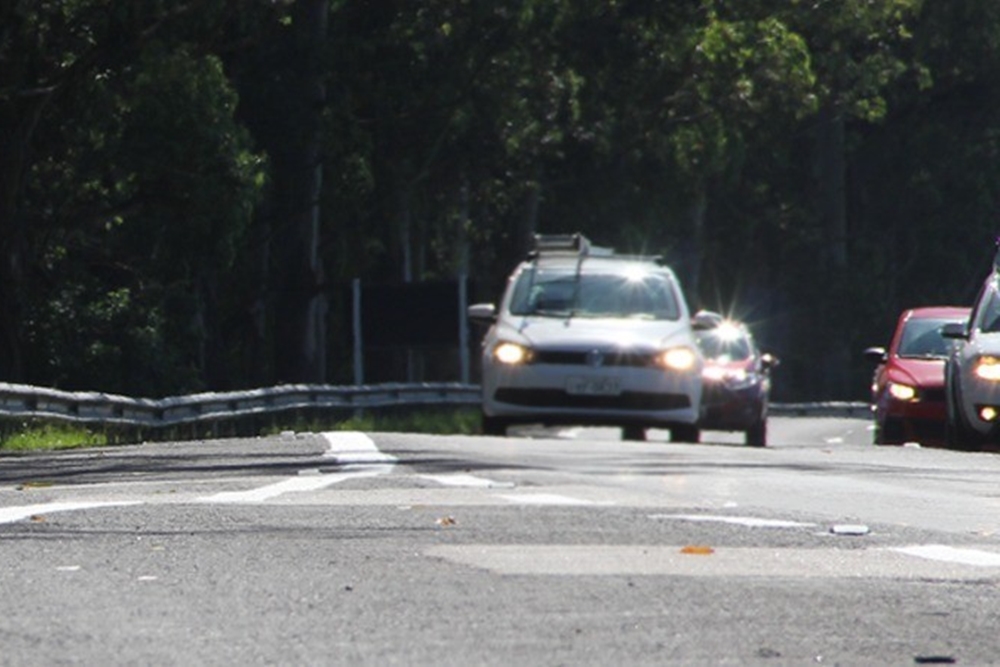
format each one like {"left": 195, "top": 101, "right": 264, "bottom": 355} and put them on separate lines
{"left": 482, "top": 362, "right": 702, "bottom": 427}
{"left": 698, "top": 383, "right": 764, "bottom": 431}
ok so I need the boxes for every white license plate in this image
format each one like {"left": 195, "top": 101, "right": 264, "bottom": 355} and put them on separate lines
{"left": 566, "top": 376, "right": 622, "bottom": 396}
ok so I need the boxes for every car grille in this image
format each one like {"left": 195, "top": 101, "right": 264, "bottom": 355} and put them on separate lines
{"left": 532, "top": 349, "right": 655, "bottom": 367}
{"left": 494, "top": 388, "right": 691, "bottom": 410}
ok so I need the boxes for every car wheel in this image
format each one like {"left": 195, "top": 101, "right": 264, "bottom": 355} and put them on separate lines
{"left": 671, "top": 424, "right": 700, "bottom": 443}
{"left": 945, "top": 373, "right": 980, "bottom": 451}
{"left": 874, "top": 417, "right": 903, "bottom": 445}
{"left": 745, "top": 418, "right": 767, "bottom": 447}
{"left": 481, "top": 414, "right": 509, "bottom": 437}
{"left": 622, "top": 425, "right": 646, "bottom": 441}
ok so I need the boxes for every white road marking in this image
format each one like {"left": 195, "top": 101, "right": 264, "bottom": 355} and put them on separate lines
{"left": 428, "top": 544, "right": 1000, "bottom": 580}
{"left": 650, "top": 514, "right": 816, "bottom": 529}
{"left": 891, "top": 544, "right": 1000, "bottom": 567}
{"left": 419, "top": 474, "right": 515, "bottom": 488}
{"left": 322, "top": 431, "right": 396, "bottom": 465}
{"left": 498, "top": 493, "right": 608, "bottom": 506}
{"left": 0, "top": 501, "right": 141, "bottom": 525}
{"left": 202, "top": 472, "right": 381, "bottom": 503}
{"left": 202, "top": 431, "right": 395, "bottom": 503}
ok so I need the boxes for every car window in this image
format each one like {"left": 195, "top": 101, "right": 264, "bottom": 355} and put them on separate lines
{"left": 696, "top": 330, "right": 753, "bottom": 362}
{"left": 975, "top": 285, "right": 1000, "bottom": 333}
{"left": 508, "top": 267, "right": 681, "bottom": 320}
{"left": 897, "top": 318, "right": 961, "bottom": 358}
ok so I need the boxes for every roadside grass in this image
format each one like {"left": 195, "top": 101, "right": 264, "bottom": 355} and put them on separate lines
{"left": 0, "top": 423, "right": 108, "bottom": 452}
{"left": 1, "top": 408, "right": 482, "bottom": 452}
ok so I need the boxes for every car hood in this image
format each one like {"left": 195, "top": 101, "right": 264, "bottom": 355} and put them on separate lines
{"left": 887, "top": 357, "right": 945, "bottom": 388}
{"left": 498, "top": 315, "right": 695, "bottom": 350}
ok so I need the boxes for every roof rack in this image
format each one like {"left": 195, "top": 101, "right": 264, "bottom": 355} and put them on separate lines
{"left": 530, "top": 233, "right": 664, "bottom": 265}
{"left": 530, "top": 233, "right": 614, "bottom": 258}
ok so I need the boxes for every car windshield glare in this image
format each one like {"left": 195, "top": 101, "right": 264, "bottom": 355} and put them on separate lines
{"left": 508, "top": 268, "right": 680, "bottom": 320}
{"left": 977, "top": 287, "right": 1000, "bottom": 333}
{"left": 697, "top": 331, "right": 752, "bottom": 361}
{"left": 898, "top": 318, "right": 959, "bottom": 358}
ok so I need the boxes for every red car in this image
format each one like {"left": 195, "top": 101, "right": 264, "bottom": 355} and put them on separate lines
{"left": 864, "top": 306, "right": 971, "bottom": 445}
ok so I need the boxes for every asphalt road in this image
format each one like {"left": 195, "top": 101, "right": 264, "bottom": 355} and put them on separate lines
{"left": 2, "top": 417, "right": 999, "bottom": 665}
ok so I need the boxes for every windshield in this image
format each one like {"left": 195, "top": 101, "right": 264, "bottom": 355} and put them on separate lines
{"left": 696, "top": 330, "right": 753, "bottom": 362}
{"left": 975, "top": 286, "right": 1000, "bottom": 333}
{"left": 508, "top": 267, "right": 681, "bottom": 320}
{"left": 897, "top": 318, "right": 962, "bottom": 358}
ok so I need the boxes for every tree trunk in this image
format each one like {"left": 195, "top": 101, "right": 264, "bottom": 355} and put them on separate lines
{"left": 813, "top": 105, "right": 850, "bottom": 399}
{"left": 0, "top": 95, "right": 49, "bottom": 382}
{"left": 683, "top": 186, "right": 708, "bottom": 298}
{"left": 272, "top": 0, "right": 328, "bottom": 384}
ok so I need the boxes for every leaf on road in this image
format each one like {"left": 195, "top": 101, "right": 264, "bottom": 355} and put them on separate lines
{"left": 17, "top": 481, "right": 54, "bottom": 490}
{"left": 680, "top": 545, "right": 714, "bottom": 555}
{"left": 436, "top": 516, "right": 457, "bottom": 526}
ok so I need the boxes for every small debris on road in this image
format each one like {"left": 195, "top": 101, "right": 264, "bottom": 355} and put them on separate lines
{"left": 680, "top": 545, "right": 714, "bottom": 555}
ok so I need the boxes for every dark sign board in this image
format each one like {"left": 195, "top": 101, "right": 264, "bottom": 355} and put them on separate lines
{"left": 360, "top": 281, "right": 463, "bottom": 347}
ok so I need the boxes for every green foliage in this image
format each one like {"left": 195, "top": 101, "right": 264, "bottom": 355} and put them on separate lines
{"left": 0, "top": 423, "right": 107, "bottom": 452}
{"left": 4, "top": 0, "right": 1000, "bottom": 403}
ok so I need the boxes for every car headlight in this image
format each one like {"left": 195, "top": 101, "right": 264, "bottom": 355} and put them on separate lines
{"left": 974, "top": 356, "right": 1000, "bottom": 382}
{"left": 887, "top": 382, "right": 917, "bottom": 401}
{"left": 703, "top": 367, "right": 748, "bottom": 383}
{"left": 493, "top": 342, "right": 531, "bottom": 365}
{"left": 658, "top": 347, "right": 698, "bottom": 372}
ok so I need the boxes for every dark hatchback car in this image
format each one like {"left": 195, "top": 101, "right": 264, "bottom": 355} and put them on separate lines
{"left": 864, "top": 306, "right": 970, "bottom": 446}
{"left": 695, "top": 315, "right": 778, "bottom": 447}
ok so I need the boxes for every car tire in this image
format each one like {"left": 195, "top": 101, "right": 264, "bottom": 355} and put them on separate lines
{"left": 945, "top": 372, "right": 980, "bottom": 451}
{"left": 671, "top": 424, "right": 700, "bottom": 443}
{"left": 745, "top": 418, "right": 767, "bottom": 447}
{"left": 873, "top": 417, "right": 903, "bottom": 445}
{"left": 481, "top": 414, "right": 509, "bottom": 437}
{"left": 622, "top": 425, "right": 647, "bottom": 441}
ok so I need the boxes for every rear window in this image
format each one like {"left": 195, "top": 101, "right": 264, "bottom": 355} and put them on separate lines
{"left": 508, "top": 267, "right": 681, "bottom": 320}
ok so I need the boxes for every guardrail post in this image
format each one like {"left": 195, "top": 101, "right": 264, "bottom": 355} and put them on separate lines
{"left": 353, "top": 278, "right": 364, "bottom": 386}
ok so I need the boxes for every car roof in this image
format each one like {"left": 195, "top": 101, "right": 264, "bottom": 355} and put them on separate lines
{"left": 902, "top": 306, "right": 971, "bottom": 319}
{"left": 523, "top": 255, "right": 670, "bottom": 273}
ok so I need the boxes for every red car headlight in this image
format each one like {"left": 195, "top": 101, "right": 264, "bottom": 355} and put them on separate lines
{"left": 887, "top": 381, "right": 917, "bottom": 401}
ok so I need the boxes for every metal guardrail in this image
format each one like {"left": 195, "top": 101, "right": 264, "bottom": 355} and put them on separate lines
{"left": 0, "top": 381, "right": 869, "bottom": 429}
{"left": 0, "top": 382, "right": 481, "bottom": 429}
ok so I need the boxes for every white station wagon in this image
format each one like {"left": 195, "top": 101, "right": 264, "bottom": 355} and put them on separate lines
{"left": 468, "top": 234, "right": 707, "bottom": 441}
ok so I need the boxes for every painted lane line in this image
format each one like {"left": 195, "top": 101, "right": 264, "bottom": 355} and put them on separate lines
{"left": 0, "top": 501, "right": 142, "bottom": 525}
{"left": 322, "top": 431, "right": 397, "bottom": 466}
{"left": 428, "top": 545, "right": 1000, "bottom": 580}
{"left": 650, "top": 514, "right": 816, "bottom": 529}
{"left": 891, "top": 545, "right": 1000, "bottom": 567}
{"left": 498, "top": 493, "right": 610, "bottom": 506}
{"left": 419, "top": 474, "right": 515, "bottom": 489}
{"left": 201, "top": 472, "right": 381, "bottom": 503}
{"left": 202, "top": 431, "right": 395, "bottom": 504}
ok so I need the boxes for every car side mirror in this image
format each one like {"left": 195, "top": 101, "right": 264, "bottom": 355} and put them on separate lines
{"left": 760, "top": 353, "right": 780, "bottom": 369}
{"left": 863, "top": 346, "right": 887, "bottom": 363}
{"left": 468, "top": 303, "right": 497, "bottom": 324}
{"left": 940, "top": 322, "right": 969, "bottom": 340}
